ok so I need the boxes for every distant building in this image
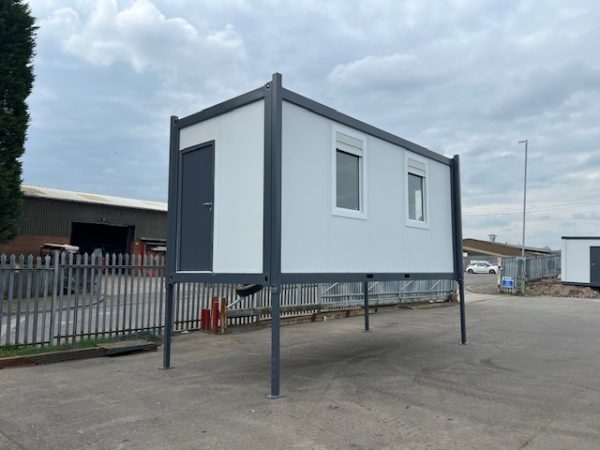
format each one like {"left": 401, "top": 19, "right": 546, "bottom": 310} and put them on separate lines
{"left": 0, "top": 185, "right": 167, "bottom": 256}
{"left": 463, "top": 237, "right": 557, "bottom": 259}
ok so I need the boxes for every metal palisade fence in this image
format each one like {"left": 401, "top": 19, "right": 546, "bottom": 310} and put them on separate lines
{"left": 0, "top": 252, "right": 454, "bottom": 347}
{"left": 499, "top": 255, "right": 561, "bottom": 294}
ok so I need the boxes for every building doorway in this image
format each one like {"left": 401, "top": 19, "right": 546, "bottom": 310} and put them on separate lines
{"left": 71, "top": 222, "right": 134, "bottom": 255}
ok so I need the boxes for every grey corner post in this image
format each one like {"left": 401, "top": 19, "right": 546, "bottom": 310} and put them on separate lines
{"left": 163, "top": 115, "right": 179, "bottom": 369}
{"left": 458, "top": 273, "right": 467, "bottom": 345}
{"left": 268, "top": 73, "right": 283, "bottom": 398}
{"left": 363, "top": 281, "right": 370, "bottom": 331}
{"left": 269, "top": 285, "right": 281, "bottom": 398}
{"left": 451, "top": 154, "right": 467, "bottom": 345}
{"left": 163, "top": 281, "right": 175, "bottom": 369}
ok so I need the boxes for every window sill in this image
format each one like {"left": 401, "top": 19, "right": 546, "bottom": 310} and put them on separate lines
{"left": 405, "top": 219, "right": 430, "bottom": 230}
{"left": 332, "top": 207, "right": 367, "bottom": 220}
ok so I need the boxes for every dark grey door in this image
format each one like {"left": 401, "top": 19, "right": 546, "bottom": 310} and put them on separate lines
{"left": 178, "top": 142, "right": 215, "bottom": 271}
{"left": 591, "top": 247, "right": 600, "bottom": 286}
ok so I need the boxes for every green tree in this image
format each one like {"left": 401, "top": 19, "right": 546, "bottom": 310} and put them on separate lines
{"left": 0, "top": 0, "right": 36, "bottom": 243}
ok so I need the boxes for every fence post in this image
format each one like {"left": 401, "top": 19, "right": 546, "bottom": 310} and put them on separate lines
{"left": 518, "top": 257, "right": 526, "bottom": 295}
{"left": 14, "top": 255, "right": 25, "bottom": 345}
{"left": 49, "top": 251, "right": 59, "bottom": 346}
{"left": 0, "top": 255, "right": 4, "bottom": 344}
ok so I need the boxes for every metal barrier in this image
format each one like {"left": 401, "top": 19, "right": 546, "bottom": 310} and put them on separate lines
{"left": 499, "top": 255, "right": 561, "bottom": 294}
{"left": 1, "top": 252, "right": 454, "bottom": 347}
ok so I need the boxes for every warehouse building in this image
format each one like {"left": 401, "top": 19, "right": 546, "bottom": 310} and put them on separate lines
{"left": 0, "top": 185, "right": 167, "bottom": 256}
{"left": 463, "top": 237, "right": 557, "bottom": 259}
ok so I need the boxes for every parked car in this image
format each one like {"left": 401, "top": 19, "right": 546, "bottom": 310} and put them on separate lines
{"left": 39, "top": 243, "right": 80, "bottom": 258}
{"left": 40, "top": 243, "right": 103, "bottom": 294}
{"left": 466, "top": 261, "right": 499, "bottom": 274}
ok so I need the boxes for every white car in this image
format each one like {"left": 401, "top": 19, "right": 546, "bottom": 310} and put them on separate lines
{"left": 466, "top": 261, "right": 498, "bottom": 274}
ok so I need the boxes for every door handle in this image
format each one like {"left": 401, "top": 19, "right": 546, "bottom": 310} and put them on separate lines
{"left": 202, "top": 201, "right": 213, "bottom": 210}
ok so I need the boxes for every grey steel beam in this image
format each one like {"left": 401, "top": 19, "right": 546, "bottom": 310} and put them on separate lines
{"left": 162, "top": 115, "right": 180, "bottom": 368}
{"left": 280, "top": 272, "right": 455, "bottom": 284}
{"left": 268, "top": 285, "right": 281, "bottom": 398}
{"left": 162, "top": 281, "right": 175, "bottom": 369}
{"left": 268, "top": 73, "right": 284, "bottom": 398}
{"left": 451, "top": 155, "right": 467, "bottom": 344}
{"left": 177, "top": 87, "right": 265, "bottom": 129}
{"left": 363, "top": 281, "right": 370, "bottom": 332}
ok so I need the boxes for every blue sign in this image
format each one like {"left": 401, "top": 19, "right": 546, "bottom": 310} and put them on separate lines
{"left": 501, "top": 276, "right": 514, "bottom": 288}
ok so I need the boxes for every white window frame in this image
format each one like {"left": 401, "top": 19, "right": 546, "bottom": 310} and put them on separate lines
{"left": 331, "top": 125, "right": 367, "bottom": 220}
{"left": 405, "top": 153, "right": 429, "bottom": 229}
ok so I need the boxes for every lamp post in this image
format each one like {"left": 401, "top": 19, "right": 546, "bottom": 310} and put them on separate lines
{"left": 518, "top": 139, "right": 528, "bottom": 257}
{"left": 518, "top": 139, "right": 528, "bottom": 293}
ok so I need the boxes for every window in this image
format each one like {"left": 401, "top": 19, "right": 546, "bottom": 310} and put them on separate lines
{"left": 408, "top": 173, "right": 424, "bottom": 221}
{"left": 336, "top": 150, "right": 360, "bottom": 210}
{"left": 332, "top": 128, "right": 367, "bottom": 218}
{"left": 406, "top": 156, "right": 428, "bottom": 228}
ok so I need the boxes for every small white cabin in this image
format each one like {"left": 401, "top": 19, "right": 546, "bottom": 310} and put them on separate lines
{"left": 561, "top": 236, "right": 600, "bottom": 287}
{"left": 166, "top": 73, "right": 463, "bottom": 285}
{"left": 163, "top": 74, "right": 468, "bottom": 389}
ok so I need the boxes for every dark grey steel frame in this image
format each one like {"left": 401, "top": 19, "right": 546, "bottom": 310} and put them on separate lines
{"left": 562, "top": 281, "right": 600, "bottom": 288}
{"left": 561, "top": 236, "right": 600, "bottom": 240}
{"left": 162, "top": 73, "right": 467, "bottom": 397}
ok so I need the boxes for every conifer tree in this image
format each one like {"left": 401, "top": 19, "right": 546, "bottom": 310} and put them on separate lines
{"left": 0, "top": 0, "right": 36, "bottom": 243}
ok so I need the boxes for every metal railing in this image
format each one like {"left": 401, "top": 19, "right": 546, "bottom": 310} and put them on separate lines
{"left": 1, "top": 252, "right": 455, "bottom": 347}
{"left": 499, "top": 255, "right": 561, "bottom": 294}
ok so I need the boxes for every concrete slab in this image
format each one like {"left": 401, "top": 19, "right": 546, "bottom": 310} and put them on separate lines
{"left": 1, "top": 295, "right": 599, "bottom": 449}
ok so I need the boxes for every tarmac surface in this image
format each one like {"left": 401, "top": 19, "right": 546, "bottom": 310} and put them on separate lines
{"left": 464, "top": 272, "right": 500, "bottom": 295}
{"left": 1, "top": 292, "right": 600, "bottom": 449}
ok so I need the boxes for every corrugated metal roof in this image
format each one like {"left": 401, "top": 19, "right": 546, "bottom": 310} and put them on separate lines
{"left": 22, "top": 185, "right": 167, "bottom": 212}
{"left": 463, "top": 238, "right": 557, "bottom": 257}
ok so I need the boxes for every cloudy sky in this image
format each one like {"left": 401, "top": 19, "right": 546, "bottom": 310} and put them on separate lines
{"left": 22, "top": 0, "right": 600, "bottom": 249}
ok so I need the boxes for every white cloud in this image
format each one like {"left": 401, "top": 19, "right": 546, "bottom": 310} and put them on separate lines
{"left": 38, "top": 6, "right": 82, "bottom": 37}
{"left": 327, "top": 54, "right": 443, "bottom": 90}
{"left": 39, "top": 0, "right": 246, "bottom": 73}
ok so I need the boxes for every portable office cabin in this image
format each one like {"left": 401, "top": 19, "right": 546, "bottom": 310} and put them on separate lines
{"left": 561, "top": 236, "right": 600, "bottom": 287}
{"left": 164, "top": 73, "right": 466, "bottom": 397}
{"left": 166, "top": 74, "right": 463, "bottom": 284}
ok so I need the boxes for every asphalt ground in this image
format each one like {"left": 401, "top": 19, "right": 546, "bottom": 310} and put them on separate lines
{"left": 464, "top": 272, "right": 500, "bottom": 294}
{"left": 1, "top": 292, "right": 599, "bottom": 449}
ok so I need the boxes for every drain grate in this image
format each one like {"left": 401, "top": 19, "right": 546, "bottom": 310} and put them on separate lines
{"left": 30, "top": 348, "right": 106, "bottom": 365}
{"left": 0, "top": 340, "right": 160, "bottom": 368}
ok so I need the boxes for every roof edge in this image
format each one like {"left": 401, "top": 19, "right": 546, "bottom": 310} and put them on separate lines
{"left": 561, "top": 236, "right": 600, "bottom": 240}
{"left": 21, "top": 184, "right": 167, "bottom": 212}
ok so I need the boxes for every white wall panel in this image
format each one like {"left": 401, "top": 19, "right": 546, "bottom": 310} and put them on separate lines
{"left": 179, "top": 100, "right": 264, "bottom": 273}
{"left": 562, "top": 239, "right": 599, "bottom": 283}
{"left": 281, "top": 101, "right": 454, "bottom": 274}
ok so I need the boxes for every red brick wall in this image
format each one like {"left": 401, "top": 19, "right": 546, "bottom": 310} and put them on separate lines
{"left": 0, "top": 235, "right": 69, "bottom": 257}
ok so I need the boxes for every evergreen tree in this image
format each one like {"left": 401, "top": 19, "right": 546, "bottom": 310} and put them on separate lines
{"left": 0, "top": 0, "right": 36, "bottom": 243}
